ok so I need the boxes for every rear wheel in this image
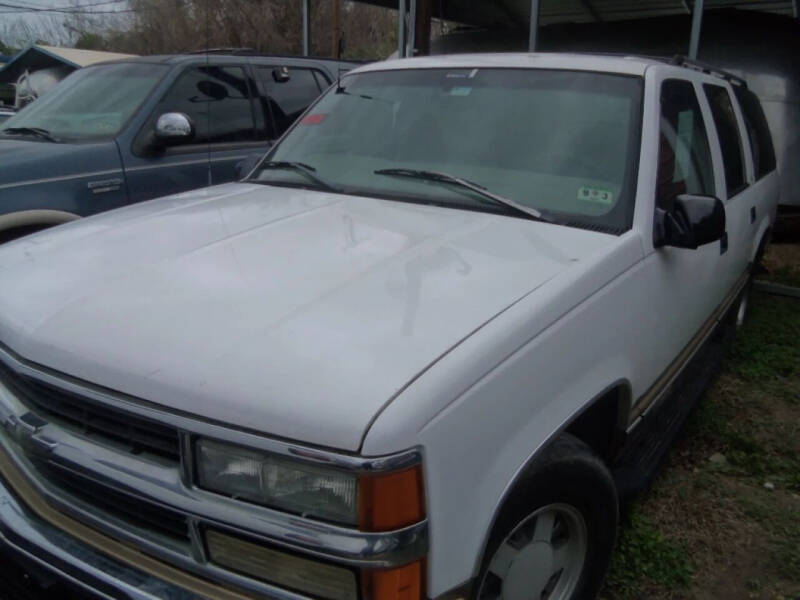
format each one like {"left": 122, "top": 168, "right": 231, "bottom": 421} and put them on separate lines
{"left": 475, "top": 435, "right": 618, "bottom": 600}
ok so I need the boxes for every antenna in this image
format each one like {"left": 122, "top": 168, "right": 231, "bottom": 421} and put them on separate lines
{"left": 336, "top": 63, "right": 344, "bottom": 93}
{"left": 335, "top": 38, "right": 346, "bottom": 93}
{"left": 205, "top": 0, "right": 212, "bottom": 187}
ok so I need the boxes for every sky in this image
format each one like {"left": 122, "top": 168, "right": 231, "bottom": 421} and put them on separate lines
{"left": 1, "top": 0, "right": 130, "bottom": 46}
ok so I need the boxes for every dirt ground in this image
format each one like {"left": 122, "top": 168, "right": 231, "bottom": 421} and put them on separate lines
{"left": 600, "top": 244, "right": 800, "bottom": 600}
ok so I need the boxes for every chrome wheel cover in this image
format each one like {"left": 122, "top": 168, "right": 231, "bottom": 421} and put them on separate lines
{"left": 477, "top": 503, "right": 588, "bottom": 600}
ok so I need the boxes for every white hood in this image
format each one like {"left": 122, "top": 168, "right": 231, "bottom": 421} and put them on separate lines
{"left": 0, "top": 183, "right": 616, "bottom": 451}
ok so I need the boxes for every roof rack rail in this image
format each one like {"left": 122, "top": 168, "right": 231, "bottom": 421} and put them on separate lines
{"left": 670, "top": 55, "right": 747, "bottom": 88}
{"left": 185, "top": 48, "right": 368, "bottom": 64}
{"left": 187, "top": 47, "right": 259, "bottom": 55}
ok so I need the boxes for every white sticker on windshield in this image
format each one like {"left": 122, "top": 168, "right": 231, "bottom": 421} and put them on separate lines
{"left": 578, "top": 186, "right": 614, "bottom": 205}
{"left": 450, "top": 87, "right": 472, "bottom": 96}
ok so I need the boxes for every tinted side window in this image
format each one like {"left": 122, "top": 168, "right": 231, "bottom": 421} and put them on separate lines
{"left": 733, "top": 86, "right": 776, "bottom": 179}
{"left": 157, "top": 66, "right": 256, "bottom": 145}
{"left": 703, "top": 84, "right": 747, "bottom": 196}
{"left": 258, "top": 67, "right": 322, "bottom": 136}
{"left": 657, "top": 80, "right": 715, "bottom": 209}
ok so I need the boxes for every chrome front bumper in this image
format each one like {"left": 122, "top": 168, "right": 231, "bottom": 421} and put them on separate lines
{"left": 0, "top": 471, "right": 197, "bottom": 600}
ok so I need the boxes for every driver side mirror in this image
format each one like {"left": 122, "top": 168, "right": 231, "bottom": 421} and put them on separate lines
{"left": 154, "top": 112, "right": 194, "bottom": 144}
{"left": 654, "top": 194, "right": 726, "bottom": 250}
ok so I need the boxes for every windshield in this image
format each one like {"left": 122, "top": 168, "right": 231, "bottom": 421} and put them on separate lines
{"left": 254, "top": 68, "right": 643, "bottom": 232}
{"left": 0, "top": 62, "right": 167, "bottom": 141}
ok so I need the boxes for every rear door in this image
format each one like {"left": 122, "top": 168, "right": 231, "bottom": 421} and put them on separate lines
{"left": 253, "top": 65, "right": 328, "bottom": 140}
{"left": 701, "top": 82, "right": 755, "bottom": 283}
{"left": 732, "top": 85, "right": 780, "bottom": 261}
{"left": 123, "top": 64, "right": 269, "bottom": 202}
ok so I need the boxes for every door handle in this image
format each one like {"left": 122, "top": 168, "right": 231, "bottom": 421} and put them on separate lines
{"left": 750, "top": 206, "right": 756, "bottom": 224}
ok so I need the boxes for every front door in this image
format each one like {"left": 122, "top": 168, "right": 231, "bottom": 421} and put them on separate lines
{"left": 123, "top": 64, "right": 271, "bottom": 203}
{"left": 640, "top": 76, "right": 734, "bottom": 411}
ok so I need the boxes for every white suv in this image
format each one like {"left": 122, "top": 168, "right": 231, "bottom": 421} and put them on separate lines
{"left": 0, "top": 53, "right": 778, "bottom": 600}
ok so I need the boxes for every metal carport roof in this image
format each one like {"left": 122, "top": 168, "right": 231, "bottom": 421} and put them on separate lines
{"left": 340, "top": 0, "right": 797, "bottom": 58}
{"left": 351, "top": 0, "right": 796, "bottom": 27}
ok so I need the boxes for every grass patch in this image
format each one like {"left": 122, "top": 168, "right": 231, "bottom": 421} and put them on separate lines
{"left": 740, "top": 494, "right": 800, "bottom": 580}
{"left": 731, "top": 293, "right": 800, "bottom": 382}
{"left": 602, "top": 510, "right": 694, "bottom": 599}
{"left": 761, "top": 243, "right": 800, "bottom": 288}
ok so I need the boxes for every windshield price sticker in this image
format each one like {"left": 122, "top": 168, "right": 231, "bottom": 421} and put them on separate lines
{"left": 578, "top": 186, "right": 614, "bottom": 205}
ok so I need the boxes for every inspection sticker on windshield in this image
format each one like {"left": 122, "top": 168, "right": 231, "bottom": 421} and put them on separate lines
{"left": 578, "top": 186, "right": 614, "bottom": 205}
{"left": 301, "top": 113, "right": 327, "bottom": 125}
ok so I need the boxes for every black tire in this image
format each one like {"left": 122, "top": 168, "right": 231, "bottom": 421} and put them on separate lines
{"left": 474, "top": 434, "right": 618, "bottom": 600}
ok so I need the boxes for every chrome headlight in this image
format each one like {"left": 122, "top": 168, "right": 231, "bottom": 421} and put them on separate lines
{"left": 196, "top": 439, "right": 359, "bottom": 525}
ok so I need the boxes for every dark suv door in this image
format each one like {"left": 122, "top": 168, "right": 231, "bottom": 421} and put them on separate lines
{"left": 254, "top": 65, "right": 330, "bottom": 139}
{"left": 124, "top": 63, "right": 269, "bottom": 202}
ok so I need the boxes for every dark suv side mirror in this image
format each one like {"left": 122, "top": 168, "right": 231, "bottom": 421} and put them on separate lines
{"left": 154, "top": 112, "right": 194, "bottom": 144}
{"left": 654, "top": 194, "right": 726, "bottom": 249}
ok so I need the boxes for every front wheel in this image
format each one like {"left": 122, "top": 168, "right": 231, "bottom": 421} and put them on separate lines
{"left": 475, "top": 435, "right": 618, "bottom": 600}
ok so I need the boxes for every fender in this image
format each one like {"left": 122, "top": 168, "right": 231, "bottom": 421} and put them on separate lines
{"left": 470, "top": 379, "right": 632, "bottom": 579}
{"left": 0, "top": 210, "right": 80, "bottom": 235}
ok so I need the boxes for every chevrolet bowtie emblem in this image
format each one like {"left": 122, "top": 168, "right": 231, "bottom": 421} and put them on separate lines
{"left": 5, "top": 412, "right": 58, "bottom": 455}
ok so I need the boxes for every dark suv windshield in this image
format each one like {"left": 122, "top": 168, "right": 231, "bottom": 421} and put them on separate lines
{"left": 254, "top": 68, "right": 643, "bottom": 232}
{"left": 0, "top": 62, "right": 167, "bottom": 141}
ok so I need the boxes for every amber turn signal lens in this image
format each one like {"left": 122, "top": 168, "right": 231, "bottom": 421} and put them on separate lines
{"left": 361, "top": 561, "right": 424, "bottom": 600}
{"left": 358, "top": 465, "right": 425, "bottom": 532}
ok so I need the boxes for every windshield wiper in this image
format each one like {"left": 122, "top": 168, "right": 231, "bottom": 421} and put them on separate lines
{"left": 374, "top": 168, "right": 551, "bottom": 223}
{"left": 252, "top": 161, "right": 341, "bottom": 193}
{"left": 1, "top": 126, "right": 59, "bottom": 142}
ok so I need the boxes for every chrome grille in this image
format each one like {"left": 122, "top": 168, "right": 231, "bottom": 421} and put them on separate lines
{"left": 0, "top": 361, "right": 180, "bottom": 461}
{"left": 40, "top": 464, "right": 191, "bottom": 544}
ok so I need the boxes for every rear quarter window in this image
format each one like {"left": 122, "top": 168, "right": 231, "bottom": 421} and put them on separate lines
{"left": 733, "top": 86, "right": 777, "bottom": 180}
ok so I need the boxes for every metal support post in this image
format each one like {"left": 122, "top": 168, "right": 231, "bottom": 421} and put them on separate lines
{"left": 408, "top": 0, "right": 417, "bottom": 57}
{"left": 398, "top": 0, "right": 407, "bottom": 57}
{"left": 688, "top": 0, "right": 704, "bottom": 59}
{"left": 302, "top": 0, "right": 311, "bottom": 56}
{"left": 528, "top": 0, "right": 540, "bottom": 52}
{"left": 332, "top": 0, "right": 342, "bottom": 58}
{"left": 414, "top": 0, "right": 433, "bottom": 56}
